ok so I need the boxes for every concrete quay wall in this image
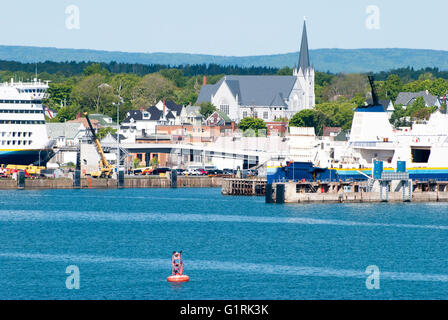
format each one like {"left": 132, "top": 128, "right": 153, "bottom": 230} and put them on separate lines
{"left": 0, "top": 177, "right": 223, "bottom": 190}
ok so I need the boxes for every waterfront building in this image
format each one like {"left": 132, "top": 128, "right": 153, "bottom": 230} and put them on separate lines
{"left": 196, "top": 20, "right": 315, "bottom": 122}
{"left": 265, "top": 121, "right": 289, "bottom": 136}
{"left": 46, "top": 122, "right": 87, "bottom": 147}
{"left": 205, "top": 110, "right": 232, "bottom": 127}
{"left": 120, "top": 106, "right": 175, "bottom": 137}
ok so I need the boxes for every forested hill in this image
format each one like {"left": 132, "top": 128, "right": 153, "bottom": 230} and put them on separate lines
{"left": 1, "top": 45, "right": 448, "bottom": 73}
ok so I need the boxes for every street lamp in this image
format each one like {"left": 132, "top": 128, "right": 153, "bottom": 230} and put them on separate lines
{"left": 113, "top": 95, "right": 124, "bottom": 175}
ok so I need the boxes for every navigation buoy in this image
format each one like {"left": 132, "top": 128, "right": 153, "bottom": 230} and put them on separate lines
{"left": 167, "top": 251, "right": 190, "bottom": 283}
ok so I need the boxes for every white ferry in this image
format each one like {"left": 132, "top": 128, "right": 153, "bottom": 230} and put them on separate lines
{"left": 267, "top": 77, "right": 448, "bottom": 183}
{"left": 0, "top": 78, "right": 54, "bottom": 165}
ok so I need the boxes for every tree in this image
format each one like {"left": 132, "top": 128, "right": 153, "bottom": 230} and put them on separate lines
{"left": 290, "top": 109, "right": 315, "bottom": 127}
{"left": 407, "top": 97, "right": 437, "bottom": 120}
{"left": 70, "top": 74, "right": 118, "bottom": 114}
{"left": 351, "top": 93, "right": 366, "bottom": 107}
{"left": 323, "top": 74, "right": 369, "bottom": 101}
{"left": 199, "top": 102, "right": 217, "bottom": 118}
{"left": 429, "top": 78, "right": 448, "bottom": 97}
{"left": 238, "top": 117, "right": 267, "bottom": 136}
{"left": 175, "top": 88, "right": 198, "bottom": 106}
{"left": 389, "top": 104, "right": 409, "bottom": 127}
{"left": 277, "top": 66, "right": 293, "bottom": 76}
{"left": 315, "top": 102, "right": 355, "bottom": 130}
{"left": 83, "top": 63, "right": 109, "bottom": 76}
{"left": 132, "top": 73, "right": 176, "bottom": 107}
{"left": 382, "top": 74, "right": 402, "bottom": 101}
{"left": 160, "top": 68, "right": 186, "bottom": 87}
{"left": 46, "top": 82, "right": 73, "bottom": 109}
{"left": 150, "top": 157, "right": 159, "bottom": 168}
{"left": 97, "top": 127, "right": 117, "bottom": 140}
{"left": 55, "top": 105, "right": 78, "bottom": 122}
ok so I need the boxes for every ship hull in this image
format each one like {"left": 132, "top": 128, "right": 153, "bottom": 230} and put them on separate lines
{"left": 0, "top": 149, "right": 54, "bottom": 166}
{"left": 268, "top": 162, "right": 448, "bottom": 183}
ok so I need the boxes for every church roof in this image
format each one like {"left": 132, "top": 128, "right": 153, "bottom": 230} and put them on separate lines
{"left": 269, "top": 92, "right": 288, "bottom": 107}
{"left": 196, "top": 75, "right": 296, "bottom": 107}
{"left": 298, "top": 20, "right": 310, "bottom": 70}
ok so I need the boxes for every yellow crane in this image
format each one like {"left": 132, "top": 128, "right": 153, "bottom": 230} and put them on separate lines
{"left": 84, "top": 113, "right": 115, "bottom": 178}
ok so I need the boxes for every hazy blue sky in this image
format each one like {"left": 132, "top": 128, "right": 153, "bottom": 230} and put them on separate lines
{"left": 0, "top": 0, "right": 446, "bottom": 56}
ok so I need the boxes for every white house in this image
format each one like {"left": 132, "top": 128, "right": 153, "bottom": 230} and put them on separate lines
{"left": 120, "top": 105, "right": 176, "bottom": 138}
{"left": 196, "top": 21, "right": 315, "bottom": 123}
{"left": 155, "top": 100, "right": 185, "bottom": 125}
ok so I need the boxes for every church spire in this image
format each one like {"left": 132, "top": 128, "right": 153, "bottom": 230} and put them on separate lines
{"left": 298, "top": 20, "right": 310, "bottom": 71}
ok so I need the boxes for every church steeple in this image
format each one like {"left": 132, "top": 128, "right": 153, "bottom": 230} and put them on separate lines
{"left": 291, "top": 18, "right": 315, "bottom": 112}
{"left": 298, "top": 20, "right": 310, "bottom": 71}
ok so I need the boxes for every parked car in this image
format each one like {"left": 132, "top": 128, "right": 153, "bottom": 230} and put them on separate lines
{"left": 207, "top": 169, "right": 223, "bottom": 176}
{"left": 174, "top": 169, "right": 186, "bottom": 175}
{"left": 142, "top": 167, "right": 154, "bottom": 175}
{"left": 151, "top": 167, "right": 171, "bottom": 176}
{"left": 132, "top": 168, "right": 143, "bottom": 175}
{"left": 186, "top": 168, "right": 202, "bottom": 176}
{"left": 223, "top": 168, "right": 236, "bottom": 175}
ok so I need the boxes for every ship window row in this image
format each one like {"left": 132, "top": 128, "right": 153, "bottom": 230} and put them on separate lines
{"left": 1, "top": 132, "right": 33, "bottom": 138}
{"left": 18, "top": 89, "right": 45, "bottom": 93}
{"left": 0, "top": 109, "right": 44, "bottom": 114}
{"left": 0, "top": 120, "right": 45, "bottom": 124}
{"left": 1, "top": 140, "right": 33, "bottom": 146}
{"left": 0, "top": 100, "right": 43, "bottom": 104}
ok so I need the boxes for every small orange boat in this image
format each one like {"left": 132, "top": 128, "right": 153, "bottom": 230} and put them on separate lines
{"left": 167, "top": 251, "right": 189, "bottom": 283}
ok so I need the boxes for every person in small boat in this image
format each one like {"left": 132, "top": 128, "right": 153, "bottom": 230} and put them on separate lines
{"left": 172, "top": 251, "right": 183, "bottom": 275}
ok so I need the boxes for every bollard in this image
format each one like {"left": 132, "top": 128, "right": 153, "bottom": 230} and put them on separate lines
{"left": 171, "top": 170, "right": 178, "bottom": 188}
{"left": 17, "top": 170, "right": 25, "bottom": 189}
{"left": 118, "top": 170, "right": 125, "bottom": 188}
{"left": 265, "top": 184, "right": 273, "bottom": 203}
{"left": 276, "top": 184, "right": 285, "bottom": 204}
{"left": 73, "top": 170, "right": 81, "bottom": 188}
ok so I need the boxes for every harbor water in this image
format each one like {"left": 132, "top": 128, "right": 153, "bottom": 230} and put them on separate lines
{"left": 1, "top": 188, "right": 448, "bottom": 300}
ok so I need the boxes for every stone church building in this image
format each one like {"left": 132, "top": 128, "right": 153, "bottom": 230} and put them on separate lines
{"left": 196, "top": 21, "right": 315, "bottom": 123}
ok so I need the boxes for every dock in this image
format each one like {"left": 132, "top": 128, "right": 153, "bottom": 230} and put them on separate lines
{"left": 221, "top": 178, "right": 267, "bottom": 196}
{"left": 0, "top": 176, "right": 224, "bottom": 190}
{"left": 266, "top": 180, "right": 448, "bottom": 203}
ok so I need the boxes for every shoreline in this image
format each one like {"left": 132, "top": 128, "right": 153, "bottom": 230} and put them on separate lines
{"left": 0, "top": 176, "right": 224, "bottom": 190}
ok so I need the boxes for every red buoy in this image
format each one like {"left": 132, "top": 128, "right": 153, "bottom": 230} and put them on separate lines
{"left": 167, "top": 251, "right": 189, "bottom": 283}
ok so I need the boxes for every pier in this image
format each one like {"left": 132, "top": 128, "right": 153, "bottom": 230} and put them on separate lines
{"left": 266, "top": 180, "right": 448, "bottom": 203}
{"left": 221, "top": 178, "right": 267, "bottom": 196}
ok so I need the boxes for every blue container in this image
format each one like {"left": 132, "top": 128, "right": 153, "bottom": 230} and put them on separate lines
{"left": 397, "top": 161, "right": 406, "bottom": 173}
{"left": 373, "top": 161, "right": 383, "bottom": 180}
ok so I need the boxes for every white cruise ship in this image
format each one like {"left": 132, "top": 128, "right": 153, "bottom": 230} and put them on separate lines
{"left": 0, "top": 78, "right": 54, "bottom": 165}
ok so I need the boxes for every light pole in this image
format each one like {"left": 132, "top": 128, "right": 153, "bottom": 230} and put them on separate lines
{"left": 114, "top": 95, "right": 124, "bottom": 175}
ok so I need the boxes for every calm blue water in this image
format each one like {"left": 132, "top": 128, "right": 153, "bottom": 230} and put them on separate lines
{"left": 1, "top": 187, "right": 448, "bottom": 300}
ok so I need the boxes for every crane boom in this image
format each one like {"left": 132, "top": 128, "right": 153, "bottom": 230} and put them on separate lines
{"left": 84, "top": 112, "right": 114, "bottom": 177}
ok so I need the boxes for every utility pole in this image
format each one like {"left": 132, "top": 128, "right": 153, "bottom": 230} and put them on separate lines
{"left": 115, "top": 81, "right": 124, "bottom": 175}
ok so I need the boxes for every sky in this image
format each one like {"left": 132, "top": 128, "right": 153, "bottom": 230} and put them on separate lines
{"left": 0, "top": 0, "right": 446, "bottom": 56}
